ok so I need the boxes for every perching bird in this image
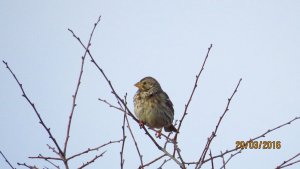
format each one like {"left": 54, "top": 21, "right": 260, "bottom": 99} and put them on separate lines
{"left": 133, "top": 76, "right": 177, "bottom": 137}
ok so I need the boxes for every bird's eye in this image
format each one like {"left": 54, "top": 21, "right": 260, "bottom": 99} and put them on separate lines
{"left": 143, "top": 82, "right": 146, "bottom": 85}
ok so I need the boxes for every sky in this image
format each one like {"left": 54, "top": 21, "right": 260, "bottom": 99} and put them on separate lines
{"left": 1, "top": 0, "right": 300, "bottom": 169}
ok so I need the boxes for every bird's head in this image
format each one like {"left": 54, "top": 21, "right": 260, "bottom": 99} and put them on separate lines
{"left": 134, "top": 76, "right": 161, "bottom": 92}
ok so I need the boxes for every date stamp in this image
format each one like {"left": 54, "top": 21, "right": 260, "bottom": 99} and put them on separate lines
{"left": 236, "top": 141, "right": 281, "bottom": 149}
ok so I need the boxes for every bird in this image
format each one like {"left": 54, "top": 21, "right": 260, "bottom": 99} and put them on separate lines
{"left": 133, "top": 76, "right": 178, "bottom": 138}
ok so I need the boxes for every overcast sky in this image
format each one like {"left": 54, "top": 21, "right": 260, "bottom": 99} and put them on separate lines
{"left": 1, "top": 1, "right": 300, "bottom": 169}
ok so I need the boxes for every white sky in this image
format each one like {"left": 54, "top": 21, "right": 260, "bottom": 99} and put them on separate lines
{"left": 1, "top": 1, "right": 300, "bottom": 169}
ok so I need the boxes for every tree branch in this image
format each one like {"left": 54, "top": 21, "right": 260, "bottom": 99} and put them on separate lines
{"left": 276, "top": 152, "right": 300, "bottom": 169}
{"left": 2, "top": 60, "right": 64, "bottom": 159}
{"left": 176, "top": 44, "right": 213, "bottom": 133}
{"left": 77, "top": 151, "right": 106, "bottom": 169}
{"left": 195, "top": 78, "right": 242, "bottom": 169}
{"left": 67, "top": 139, "right": 123, "bottom": 161}
{"left": 0, "top": 150, "right": 16, "bottom": 169}
{"left": 63, "top": 15, "right": 102, "bottom": 157}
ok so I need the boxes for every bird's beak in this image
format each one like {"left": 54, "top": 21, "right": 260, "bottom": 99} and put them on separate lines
{"left": 134, "top": 82, "right": 142, "bottom": 89}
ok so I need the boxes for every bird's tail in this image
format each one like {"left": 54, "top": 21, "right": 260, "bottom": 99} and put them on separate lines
{"left": 164, "top": 124, "right": 178, "bottom": 133}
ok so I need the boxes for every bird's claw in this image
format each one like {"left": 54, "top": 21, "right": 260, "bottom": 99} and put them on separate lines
{"left": 155, "top": 129, "right": 162, "bottom": 139}
{"left": 139, "top": 121, "right": 144, "bottom": 129}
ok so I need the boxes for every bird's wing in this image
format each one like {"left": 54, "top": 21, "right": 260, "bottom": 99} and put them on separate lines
{"left": 162, "top": 92, "right": 174, "bottom": 114}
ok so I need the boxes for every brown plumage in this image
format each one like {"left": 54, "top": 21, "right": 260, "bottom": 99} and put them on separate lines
{"left": 133, "top": 77, "right": 177, "bottom": 137}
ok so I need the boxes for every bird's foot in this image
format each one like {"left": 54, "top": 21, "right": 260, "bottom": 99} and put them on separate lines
{"left": 155, "top": 129, "right": 162, "bottom": 139}
{"left": 139, "top": 121, "right": 144, "bottom": 129}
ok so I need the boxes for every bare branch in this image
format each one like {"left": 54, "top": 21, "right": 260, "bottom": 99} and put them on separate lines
{"left": 209, "top": 150, "right": 214, "bottom": 169}
{"left": 176, "top": 44, "right": 213, "bottom": 133}
{"left": 124, "top": 95, "right": 144, "bottom": 168}
{"left": 29, "top": 154, "right": 62, "bottom": 161}
{"left": 67, "top": 139, "right": 123, "bottom": 161}
{"left": 0, "top": 151, "right": 16, "bottom": 169}
{"left": 276, "top": 152, "right": 300, "bottom": 169}
{"left": 98, "top": 98, "right": 124, "bottom": 112}
{"left": 2, "top": 60, "right": 64, "bottom": 159}
{"left": 17, "top": 162, "right": 38, "bottom": 169}
{"left": 158, "top": 158, "right": 171, "bottom": 169}
{"left": 140, "top": 155, "right": 166, "bottom": 169}
{"left": 278, "top": 159, "right": 300, "bottom": 169}
{"left": 220, "top": 151, "right": 226, "bottom": 169}
{"left": 46, "top": 144, "right": 59, "bottom": 156}
{"left": 64, "top": 15, "right": 102, "bottom": 156}
{"left": 219, "top": 150, "right": 241, "bottom": 169}
{"left": 120, "top": 103, "right": 127, "bottom": 169}
{"left": 195, "top": 78, "right": 242, "bottom": 169}
{"left": 43, "top": 158, "right": 60, "bottom": 169}
{"left": 251, "top": 116, "right": 300, "bottom": 141}
{"left": 78, "top": 151, "right": 106, "bottom": 169}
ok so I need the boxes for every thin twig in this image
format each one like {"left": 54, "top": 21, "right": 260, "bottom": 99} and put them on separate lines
{"left": 220, "top": 151, "right": 226, "bottom": 169}
{"left": 123, "top": 95, "right": 144, "bottom": 168}
{"left": 98, "top": 98, "right": 124, "bottom": 112}
{"left": 47, "top": 144, "right": 59, "bottom": 155}
{"left": 0, "top": 151, "right": 16, "bottom": 169}
{"left": 125, "top": 116, "right": 145, "bottom": 168}
{"left": 176, "top": 44, "right": 213, "bottom": 133}
{"left": 2, "top": 60, "right": 64, "bottom": 159}
{"left": 174, "top": 44, "right": 213, "bottom": 169}
{"left": 219, "top": 149, "right": 241, "bottom": 169}
{"left": 29, "top": 154, "right": 62, "bottom": 161}
{"left": 140, "top": 155, "right": 166, "bottom": 169}
{"left": 158, "top": 158, "right": 171, "bottom": 169}
{"left": 43, "top": 158, "right": 60, "bottom": 169}
{"left": 17, "top": 162, "right": 38, "bottom": 169}
{"left": 195, "top": 78, "right": 242, "bottom": 169}
{"left": 120, "top": 99, "right": 127, "bottom": 169}
{"left": 67, "top": 139, "right": 123, "bottom": 161}
{"left": 78, "top": 151, "right": 106, "bottom": 169}
{"left": 276, "top": 152, "right": 300, "bottom": 169}
{"left": 209, "top": 149, "right": 214, "bottom": 169}
{"left": 64, "top": 15, "right": 102, "bottom": 157}
{"left": 279, "top": 159, "right": 300, "bottom": 169}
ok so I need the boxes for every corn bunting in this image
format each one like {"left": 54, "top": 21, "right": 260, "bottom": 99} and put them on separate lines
{"left": 133, "top": 76, "right": 177, "bottom": 137}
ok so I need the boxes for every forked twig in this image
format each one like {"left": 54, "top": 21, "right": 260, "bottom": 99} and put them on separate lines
{"left": 140, "top": 155, "right": 166, "bottom": 169}
{"left": 195, "top": 78, "right": 242, "bottom": 169}
{"left": 176, "top": 44, "right": 213, "bottom": 133}
{"left": 219, "top": 149, "right": 241, "bottom": 169}
{"left": 67, "top": 139, "right": 123, "bottom": 161}
{"left": 64, "top": 15, "right": 102, "bottom": 156}
{"left": 173, "top": 44, "right": 213, "bottom": 169}
{"left": 158, "top": 158, "right": 172, "bottom": 169}
{"left": 2, "top": 60, "right": 64, "bottom": 160}
{"left": 220, "top": 151, "right": 226, "bottom": 169}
